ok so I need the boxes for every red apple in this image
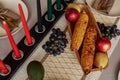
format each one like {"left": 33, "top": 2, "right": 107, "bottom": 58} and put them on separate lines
{"left": 65, "top": 8, "right": 80, "bottom": 22}
{"left": 96, "top": 38, "right": 111, "bottom": 53}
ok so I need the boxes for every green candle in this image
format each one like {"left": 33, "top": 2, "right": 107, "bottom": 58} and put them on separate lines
{"left": 47, "top": 0, "right": 52, "bottom": 20}
{"left": 56, "top": 0, "right": 61, "bottom": 10}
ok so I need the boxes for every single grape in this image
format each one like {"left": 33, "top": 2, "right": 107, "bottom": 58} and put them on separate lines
{"left": 49, "top": 36, "right": 56, "bottom": 42}
{"left": 110, "top": 33, "right": 116, "bottom": 38}
{"left": 116, "top": 29, "right": 120, "bottom": 36}
{"left": 105, "top": 27, "right": 111, "bottom": 33}
{"left": 46, "top": 41, "right": 51, "bottom": 46}
{"left": 100, "top": 23, "right": 105, "bottom": 31}
{"left": 49, "top": 50, "right": 54, "bottom": 55}
{"left": 112, "top": 24, "right": 117, "bottom": 29}
{"left": 58, "top": 35, "right": 63, "bottom": 39}
{"left": 110, "top": 27, "right": 116, "bottom": 33}
{"left": 53, "top": 45, "right": 58, "bottom": 51}
{"left": 105, "top": 32, "right": 110, "bottom": 37}
{"left": 101, "top": 31, "right": 106, "bottom": 37}
{"left": 42, "top": 44, "right": 48, "bottom": 50}
{"left": 56, "top": 28, "right": 61, "bottom": 35}
{"left": 55, "top": 49, "right": 61, "bottom": 55}
{"left": 48, "top": 45, "right": 53, "bottom": 50}
{"left": 60, "top": 44, "right": 67, "bottom": 48}
{"left": 63, "top": 38, "right": 68, "bottom": 44}
{"left": 58, "top": 32, "right": 66, "bottom": 39}
{"left": 59, "top": 40, "right": 66, "bottom": 46}
{"left": 45, "top": 48, "right": 51, "bottom": 53}
{"left": 59, "top": 48, "right": 64, "bottom": 53}
{"left": 52, "top": 28, "right": 57, "bottom": 33}
{"left": 51, "top": 33, "right": 58, "bottom": 38}
{"left": 54, "top": 40, "right": 59, "bottom": 44}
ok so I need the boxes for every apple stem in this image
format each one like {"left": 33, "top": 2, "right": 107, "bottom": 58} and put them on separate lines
{"left": 100, "top": 66, "right": 103, "bottom": 72}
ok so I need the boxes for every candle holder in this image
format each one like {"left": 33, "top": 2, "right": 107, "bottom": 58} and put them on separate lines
{"left": 45, "top": 14, "right": 55, "bottom": 22}
{"left": 35, "top": 25, "right": 46, "bottom": 33}
{"left": 0, "top": 0, "right": 74, "bottom": 79}
{"left": 12, "top": 50, "right": 24, "bottom": 60}
{"left": 24, "top": 37, "right": 35, "bottom": 46}
{"left": 0, "top": 64, "right": 11, "bottom": 76}
{"left": 54, "top": 4, "right": 64, "bottom": 11}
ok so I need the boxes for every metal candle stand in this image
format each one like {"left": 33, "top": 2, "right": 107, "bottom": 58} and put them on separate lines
{"left": 0, "top": 0, "right": 73, "bottom": 80}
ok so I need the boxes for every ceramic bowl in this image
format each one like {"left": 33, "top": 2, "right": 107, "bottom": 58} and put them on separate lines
{"left": 0, "top": 0, "right": 28, "bottom": 39}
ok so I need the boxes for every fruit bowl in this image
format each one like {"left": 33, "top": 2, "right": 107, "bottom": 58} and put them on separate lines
{"left": 67, "top": 3, "right": 108, "bottom": 72}
{"left": 0, "top": 0, "right": 28, "bottom": 39}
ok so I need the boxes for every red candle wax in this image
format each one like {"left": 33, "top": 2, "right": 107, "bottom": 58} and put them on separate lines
{"left": 18, "top": 4, "right": 33, "bottom": 45}
{"left": 0, "top": 59, "right": 9, "bottom": 74}
{"left": 3, "top": 21, "right": 21, "bottom": 59}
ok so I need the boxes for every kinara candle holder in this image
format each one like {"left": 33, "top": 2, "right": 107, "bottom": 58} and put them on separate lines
{"left": 0, "top": 0, "right": 74, "bottom": 79}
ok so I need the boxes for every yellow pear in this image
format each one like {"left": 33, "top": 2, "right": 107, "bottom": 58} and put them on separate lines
{"left": 94, "top": 52, "right": 109, "bottom": 69}
{"left": 67, "top": 3, "right": 81, "bottom": 13}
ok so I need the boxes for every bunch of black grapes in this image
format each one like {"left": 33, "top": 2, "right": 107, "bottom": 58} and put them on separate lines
{"left": 42, "top": 28, "right": 68, "bottom": 56}
{"left": 97, "top": 22, "right": 120, "bottom": 39}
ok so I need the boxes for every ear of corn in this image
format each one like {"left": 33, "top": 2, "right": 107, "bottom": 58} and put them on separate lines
{"left": 80, "top": 26, "right": 97, "bottom": 74}
{"left": 71, "top": 12, "right": 89, "bottom": 51}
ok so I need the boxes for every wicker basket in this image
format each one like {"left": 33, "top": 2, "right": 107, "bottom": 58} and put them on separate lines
{"left": 67, "top": 3, "right": 106, "bottom": 72}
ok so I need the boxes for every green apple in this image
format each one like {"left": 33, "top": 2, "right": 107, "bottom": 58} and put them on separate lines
{"left": 94, "top": 52, "right": 109, "bottom": 69}
{"left": 67, "top": 3, "right": 81, "bottom": 13}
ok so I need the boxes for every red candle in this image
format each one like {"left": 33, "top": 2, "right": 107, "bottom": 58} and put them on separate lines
{"left": 3, "top": 21, "right": 21, "bottom": 59}
{"left": 18, "top": 4, "right": 33, "bottom": 45}
{"left": 0, "top": 59, "right": 9, "bottom": 74}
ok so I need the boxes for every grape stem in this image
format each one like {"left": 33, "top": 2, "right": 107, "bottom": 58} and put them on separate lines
{"left": 41, "top": 53, "right": 49, "bottom": 63}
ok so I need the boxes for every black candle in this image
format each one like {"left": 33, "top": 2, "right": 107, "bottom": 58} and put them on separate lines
{"left": 47, "top": 0, "right": 52, "bottom": 20}
{"left": 37, "top": 0, "right": 43, "bottom": 32}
